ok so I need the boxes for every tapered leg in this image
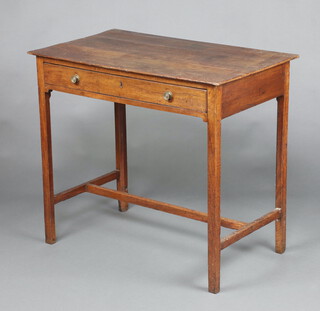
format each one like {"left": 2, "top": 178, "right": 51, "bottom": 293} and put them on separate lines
{"left": 275, "top": 63, "right": 290, "bottom": 253}
{"left": 114, "top": 103, "right": 128, "bottom": 212}
{"left": 38, "top": 90, "right": 56, "bottom": 244}
{"left": 207, "top": 86, "right": 222, "bottom": 294}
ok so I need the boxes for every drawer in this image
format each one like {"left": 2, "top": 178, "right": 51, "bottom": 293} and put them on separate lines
{"left": 43, "top": 63, "right": 207, "bottom": 112}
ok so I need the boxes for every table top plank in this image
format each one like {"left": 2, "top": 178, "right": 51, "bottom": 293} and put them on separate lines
{"left": 29, "top": 29, "right": 298, "bottom": 85}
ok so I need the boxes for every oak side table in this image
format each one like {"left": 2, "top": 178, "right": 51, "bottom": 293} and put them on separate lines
{"left": 29, "top": 29, "right": 298, "bottom": 293}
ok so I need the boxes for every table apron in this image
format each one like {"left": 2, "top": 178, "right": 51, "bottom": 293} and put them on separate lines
{"left": 43, "top": 62, "right": 208, "bottom": 119}
{"left": 221, "top": 64, "right": 286, "bottom": 118}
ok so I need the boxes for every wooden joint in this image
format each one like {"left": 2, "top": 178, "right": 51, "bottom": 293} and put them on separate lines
{"left": 221, "top": 218, "right": 247, "bottom": 230}
{"left": 54, "top": 170, "right": 119, "bottom": 204}
{"left": 220, "top": 209, "right": 281, "bottom": 250}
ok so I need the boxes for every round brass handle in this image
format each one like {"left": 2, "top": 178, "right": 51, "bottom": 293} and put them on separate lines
{"left": 70, "top": 74, "right": 80, "bottom": 84}
{"left": 163, "top": 91, "right": 173, "bottom": 101}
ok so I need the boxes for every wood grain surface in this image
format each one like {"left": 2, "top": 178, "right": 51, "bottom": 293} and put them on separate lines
{"left": 29, "top": 29, "right": 298, "bottom": 85}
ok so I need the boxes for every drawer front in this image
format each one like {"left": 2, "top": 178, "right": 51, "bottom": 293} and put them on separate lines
{"left": 43, "top": 63, "right": 207, "bottom": 112}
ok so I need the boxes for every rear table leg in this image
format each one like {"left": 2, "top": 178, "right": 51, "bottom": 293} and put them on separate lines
{"left": 275, "top": 63, "right": 290, "bottom": 254}
{"left": 114, "top": 103, "right": 128, "bottom": 212}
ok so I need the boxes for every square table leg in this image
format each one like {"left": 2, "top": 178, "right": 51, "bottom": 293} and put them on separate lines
{"left": 275, "top": 62, "right": 290, "bottom": 254}
{"left": 38, "top": 89, "right": 56, "bottom": 244}
{"left": 114, "top": 103, "right": 129, "bottom": 212}
{"left": 37, "top": 58, "right": 56, "bottom": 244}
{"left": 207, "top": 86, "right": 222, "bottom": 293}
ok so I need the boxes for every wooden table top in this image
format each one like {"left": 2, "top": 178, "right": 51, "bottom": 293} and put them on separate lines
{"left": 29, "top": 29, "right": 298, "bottom": 86}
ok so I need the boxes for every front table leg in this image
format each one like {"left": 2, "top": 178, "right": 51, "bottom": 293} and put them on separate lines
{"left": 114, "top": 103, "right": 129, "bottom": 212}
{"left": 38, "top": 89, "right": 56, "bottom": 244}
{"left": 207, "top": 86, "right": 222, "bottom": 293}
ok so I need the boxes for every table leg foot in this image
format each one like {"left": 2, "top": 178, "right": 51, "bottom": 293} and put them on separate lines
{"left": 46, "top": 237, "right": 56, "bottom": 244}
{"left": 118, "top": 201, "right": 129, "bottom": 212}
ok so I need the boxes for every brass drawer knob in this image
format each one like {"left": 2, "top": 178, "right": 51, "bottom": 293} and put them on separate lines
{"left": 70, "top": 74, "right": 80, "bottom": 84}
{"left": 163, "top": 91, "right": 173, "bottom": 101}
